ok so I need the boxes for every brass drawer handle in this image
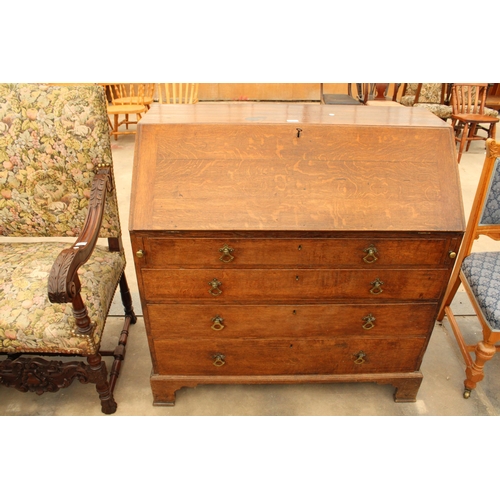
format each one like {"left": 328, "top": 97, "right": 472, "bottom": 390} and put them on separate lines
{"left": 136, "top": 249, "right": 145, "bottom": 258}
{"left": 370, "top": 278, "right": 384, "bottom": 295}
{"left": 219, "top": 244, "right": 235, "bottom": 263}
{"left": 208, "top": 278, "right": 223, "bottom": 296}
{"left": 449, "top": 250, "right": 457, "bottom": 259}
{"left": 363, "top": 244, "right": 378, "bottom": 264}
{"left": 213, "top": 353, "right": 226, "bottom": 367}
{"left": 353, "top": 351, "right": 366, "bottom": 364}
{"left": 211, "top": 316, "right": 225, "bottom": 331}
{"left": 362, "top": 313, "right": 376, "bottom": 330}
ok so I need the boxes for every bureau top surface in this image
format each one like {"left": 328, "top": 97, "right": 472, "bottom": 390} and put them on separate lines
{"left": 130, "top": 103, "right": 465, "bottom": 233}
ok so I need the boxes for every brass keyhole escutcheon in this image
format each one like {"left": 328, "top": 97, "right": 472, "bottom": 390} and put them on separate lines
{"left": 211, "top": 316, "right": 225, "bottom": 331}
{"left": 353, "top": 351, "right": 367, "bottom": 364}
{"left": 213, "top": 353, "right": 226, "bottom": 367}
{"left": 208, "top": 278, "right": 222, "bottom": 296}
{"left": 362, "top": 313, "right": 376, "bottom": 330}
{"left": 136, "top": 249, "right": 144, "bottom": 258}
{"left": 370, "top": 278, "right": 384, "bottom": 295}
{"left": 363, "top": 244, "right": 378, "bottom": 264}
{"left": 219, "top": 244, "right": 235, "bottom": 263}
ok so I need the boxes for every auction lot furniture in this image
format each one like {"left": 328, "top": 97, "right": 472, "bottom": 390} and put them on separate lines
{"left": 438, "top": 139, "right": 500, "bottom": 399}
{"left": 130, "top": 103, "right": 464, "bottom": 406}
{"left": 0, "top": 84, "right": 136, "bottom": 414}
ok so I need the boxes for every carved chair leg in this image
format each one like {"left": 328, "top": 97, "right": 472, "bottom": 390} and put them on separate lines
{"left": 87, "top": 353, "right": 117, "bottom": 414}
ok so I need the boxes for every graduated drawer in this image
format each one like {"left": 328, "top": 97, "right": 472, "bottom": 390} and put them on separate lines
{"left": 140, "top": 268, "right": 449, "bottom": 302}
{"left": 152, "top": 337, "right": 427, "bottom": 376}
{"left": 155, "top": 124, "right": 438, "bottom": 162}
{"left": 135, "top": 237, "right": 455, "bottom": 269}
{"left": 146, "top": 303, "right": 438, "bottom": 340}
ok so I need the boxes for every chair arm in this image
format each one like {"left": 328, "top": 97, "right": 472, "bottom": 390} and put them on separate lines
{"left": 48, "top": 165, "right": 113, "bottom": 303}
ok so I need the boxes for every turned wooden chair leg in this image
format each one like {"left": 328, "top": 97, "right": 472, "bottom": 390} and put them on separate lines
{"left": 490, "top": 122, "right": 497, "bottom": 140}
{"left": 463, "top": 340, "right": 496, "bottom": 398}
{"left": 457, "top": 122, "right": 469, "bottom": 163}
{"left": 119, "top": 273, "right": 137, "bottom": 323}
{"left": 113, "top": 114, "right": 119, "bottom": 140}
{"left": 466, "top": 124, "right": 477, "bottom": 152}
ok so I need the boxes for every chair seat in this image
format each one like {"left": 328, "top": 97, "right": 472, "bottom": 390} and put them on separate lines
{"left": 414, "top": 103, "right": 453, "bottom": 119}
{"left": 113, "top": 97, "right": 153, "bottom": 106}
{"left": 107, "top": 104, "right": 146, "bottom": 115}
{"left": 462, "top": 251, "right": 500, "bottom": 331}
{"left": 0, "top": 242, "right": 125, "bottom": 355}
{"left": 452, "top": 113, "right": 499, "bottom": 123}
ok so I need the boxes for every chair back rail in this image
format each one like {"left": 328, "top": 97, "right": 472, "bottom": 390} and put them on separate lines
{"left": 157, "top": 83, "right": 199, "bottom": 104}
{"left": 451, "top": 83, "right": 489, "bottom": 115}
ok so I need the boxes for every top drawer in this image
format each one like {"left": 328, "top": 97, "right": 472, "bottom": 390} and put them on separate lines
{"left": 133, "top": 237, "right": 458, "bottom": 269}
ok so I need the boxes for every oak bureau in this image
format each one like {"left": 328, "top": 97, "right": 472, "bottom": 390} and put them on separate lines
{"left": 129, "top": 103, "right": 465, "bottom": 406}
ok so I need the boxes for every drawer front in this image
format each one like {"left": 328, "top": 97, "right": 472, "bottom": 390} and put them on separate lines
{"left": 152, "top": 337, "right": 427, "bottom": 376}
{"left": 139, "top": 237, "right": 455, "bottom": 269}
{"left": 141, "top": 268, "right": 449, "bottom": 302}
{"left": 146, "top": 303, "right": 438, "bottom": 340}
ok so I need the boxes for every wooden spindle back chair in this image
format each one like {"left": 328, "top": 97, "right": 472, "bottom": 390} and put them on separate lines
{"left": 106, "top": 83, "right": 148, "bottom": 140}
{"left": 157, "top": 83, "right": 199, "bottom": 104}
{"left": 451, "top": 83, "right": 499, "bottom": 163}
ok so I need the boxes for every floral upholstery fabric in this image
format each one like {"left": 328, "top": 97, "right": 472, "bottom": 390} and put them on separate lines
{"left": 0, "top": 83, "right": 120, "bottom": 238}
{"left": 401, "top": 95, "right": 416, "bottom": 106}
{"left": 462, "top": 252, "right": 500, "bottom": 331}
{"left": 480, "top": 158, "right": 500, "bottom": 225}
{"left": 400, "top": 83, "right": 443, "bottom": 106}
{"left": 400, "top": 84, "right": 452, "bottom": 118}
{"left": 0, "top": 242, "right": 125, "bottom": 355}
{"left": 414, "top": 103, "right": 452, "bottom": 119}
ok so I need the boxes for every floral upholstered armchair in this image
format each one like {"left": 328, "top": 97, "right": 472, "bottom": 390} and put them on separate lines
{"left": 0, "top": 84, "right": 136, "bottom": 414}
{"left": 400, "top": 83, "right": 453, "bottom": 120}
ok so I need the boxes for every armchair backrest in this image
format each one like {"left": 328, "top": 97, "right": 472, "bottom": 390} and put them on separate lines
{"left": 400, "top": 83, "right": 450, "bottom": 106}
{"left": 0, "top": 83, "right": 120, "bottom": 238}
{"left": 415, "top": 83, "right": 447, "bottom": 104}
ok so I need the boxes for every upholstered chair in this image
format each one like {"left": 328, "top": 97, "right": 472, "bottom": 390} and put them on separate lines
{"left": 0, "top": 83, "right": 136, "bottom": 414}
{"left": 400, "top": 83, "right": 452, "bottom": 120}
{"left": 438, "top": 139, "right": 500, "bottom": 398}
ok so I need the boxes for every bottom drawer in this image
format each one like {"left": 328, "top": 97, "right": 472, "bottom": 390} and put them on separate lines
{"left": 152, "top": 337, "right": 427, "bottom": 376}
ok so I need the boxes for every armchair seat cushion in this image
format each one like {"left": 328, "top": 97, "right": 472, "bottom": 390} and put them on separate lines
{"left": 414, "top": 103, "right": 453, "bottom": 119}
{"left": 0, "top": 242, "right": 125, "bottom": 355}
{"left": 461, "top": 251, "right": 500, "bottom": 331}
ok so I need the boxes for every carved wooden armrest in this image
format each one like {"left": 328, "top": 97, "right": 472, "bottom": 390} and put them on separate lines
{"left": 48, "top": 165, "right": 113, "bottom": 304}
